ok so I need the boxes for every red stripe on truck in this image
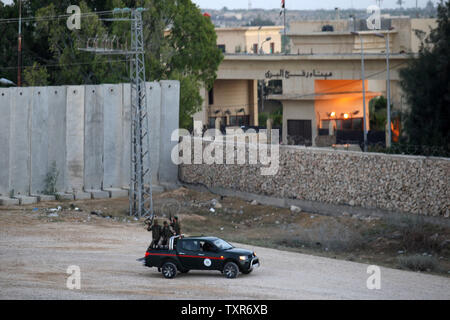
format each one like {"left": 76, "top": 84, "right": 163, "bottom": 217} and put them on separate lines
{"left": 145, "top": 252, "right": 224, "bottom": 260}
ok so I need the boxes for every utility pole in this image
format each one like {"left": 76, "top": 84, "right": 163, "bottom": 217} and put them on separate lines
{"left": 386, "top": 31, "right": 391, "bottom": 147}
{"left": 352, "top": 32, "right": 368, "bottom": 152}
{"left": 80, "top": 8, "right": 154, "bottom": 221}
{"left": 283, "top": 1, "right": 287, "bottom": 54}
{"left": 17, "top": 0, "right": 22, "bottom": 87}
{"left": 360, "top": 36, "right": 367, "bottom": 152}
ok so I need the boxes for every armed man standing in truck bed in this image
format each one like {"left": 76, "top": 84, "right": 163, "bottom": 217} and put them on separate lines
{"left": 170, "top": 216, "right": 181, "bottom": 236}
{"left": 147, "top": 219, "right": 162, "bottom": 249}
{"left": 161, "top": 221, "right": 173, "bottom": 246}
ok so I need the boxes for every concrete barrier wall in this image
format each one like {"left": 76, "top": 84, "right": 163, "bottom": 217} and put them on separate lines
{"left": 0, "top": 81, "right": 179, "bottom": 200}
{"left": 84, "top": 85, "right": 104, "bottom": 190}
{"left": 11, "top": 88, "right": 32, "bottom": 195}
{"left": 0, "top": 88, "right": 12, "bottom": 196}
{"left": 30, "top": 87, "right": 49, "bottom": 195}
{"left": 103, "top": 84, "right": 123, "bottom": 189}
{"left": 147, "top": 82, "right": 161, "bottom": 185}
{"left": 122, "top": 84, "right": 131, "bottom": 189}
{"left": 47, "top": 87, "right": 67, "bottom": 192}
{"left": 66, "top": 86, "right": 85, "bottom": 193}
{"left": 159, "top": 81, "right": 180, "bottom": 185}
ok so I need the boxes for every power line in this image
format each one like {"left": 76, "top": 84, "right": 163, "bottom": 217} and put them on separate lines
{"left": 0, "top": 10, "right": 116, "bottom": 25}
{"left": 0, "top": 58, "right": 131, "bottom": 71}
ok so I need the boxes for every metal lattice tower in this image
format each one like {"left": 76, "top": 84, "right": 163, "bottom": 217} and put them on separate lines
{"left": 129, "top": 9, "right": 153, "bottom": 220}
{"left": 79, "top": 8, "right": 154, "bottom": 221}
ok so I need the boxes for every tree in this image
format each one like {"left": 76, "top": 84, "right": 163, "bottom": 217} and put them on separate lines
{"left": 140, "top": 0, "right": 223, "bottom": 129}
{"left": 424, "top": 1, "right": 436, "bottom": 17}
{"left": 369, "top": 96, "right": 388, "bottom": 131}
{"left": 399, "top": 1, "right": 450, "bottom": 149}
{"left": 23, "top": 62, "right": 49, "bottom": 86}
{"left": 35, "top": 1, "right": 126, "bottom": 85}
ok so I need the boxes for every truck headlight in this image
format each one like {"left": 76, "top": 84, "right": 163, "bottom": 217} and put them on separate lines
{"left": 239, "top": 256, "right": 247, "bottom": 261}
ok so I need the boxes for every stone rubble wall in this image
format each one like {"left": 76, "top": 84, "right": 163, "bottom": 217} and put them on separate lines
{"left": 180, "top": 142, "right": 450, "bottom": 217}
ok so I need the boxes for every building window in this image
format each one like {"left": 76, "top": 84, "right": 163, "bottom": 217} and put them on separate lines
{"left": 332, "top": 117, "right": 363, "bottom": 131}
{"left": 266, "top": 80, "right": 283, "bottom": 95}
{"left": 229, "top": 115, "right": 250, "bottom": 127}
{"left": 287, "top": 120, "right": 312, "bottom": 146}
{"left": 208, "top": 88, "right": 214, "bottom": 105}
{"left": 208, "top": 116, "right": 227, "bottom": 128}
{"left": 217, "top": 44, "right": 226, "bottom": 53}
{"left": 253, "top": 43, "right": 258, "bottom": 54}
{"left": 270, "top": 42, "right": 275, "bottom": 54}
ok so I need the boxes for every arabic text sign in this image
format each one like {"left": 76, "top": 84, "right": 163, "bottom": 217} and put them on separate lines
{"left": 265, "top": 69, "right": 333, "bottom": 80}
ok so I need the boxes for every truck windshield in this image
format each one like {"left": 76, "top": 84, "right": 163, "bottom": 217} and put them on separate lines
{"left": 212, "top": 239, "right": 233, "bottom": 250}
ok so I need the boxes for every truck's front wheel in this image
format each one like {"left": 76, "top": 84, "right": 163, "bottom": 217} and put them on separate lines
{"left": 223, "top": 262, "right": 239, "bottom": 279}
{"left": 161, "top": 262, "right": 177, "bottom": 279}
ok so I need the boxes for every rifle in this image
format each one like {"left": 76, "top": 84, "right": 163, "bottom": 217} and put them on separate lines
{"left": 144, "top": 215, "right": 154, "bottom": 231}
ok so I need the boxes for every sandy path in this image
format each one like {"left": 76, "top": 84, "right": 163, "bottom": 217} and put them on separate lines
{"left": 0, "top": 216, "right": 449, "bottom": 300}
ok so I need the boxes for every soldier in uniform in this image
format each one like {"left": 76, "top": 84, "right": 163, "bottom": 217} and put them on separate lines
{"left": 170, "top": 216, "right": 181, "bottom": 236}
{"left": 147, "top": 219, "right": 162, "bottom": 249}
{"left": 161, "top": 221, "right": 173, "bottom": 246}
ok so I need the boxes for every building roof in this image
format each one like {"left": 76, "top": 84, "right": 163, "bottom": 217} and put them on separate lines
{"left": 223, "top": 53, "right": 411, "bottom": 61}
{"left": 215, "top": 26, "right": 284, "bottom": 32}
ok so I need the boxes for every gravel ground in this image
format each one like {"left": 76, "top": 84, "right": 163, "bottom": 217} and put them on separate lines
{"left": 0, "top": 210, "right": 449, "bottom": 300}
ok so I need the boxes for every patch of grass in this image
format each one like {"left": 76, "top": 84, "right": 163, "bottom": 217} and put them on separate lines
{"left": 44, "top": 161, "right": 59, "bottom": 196}
{"left": 270, "top": 220, "right": 365, "bottom": 253}
{"left": 365, "top": 215, "right": 445, "bottom": 253}
{"left": 397, "top": 254, "right": 439, "bottom": 272}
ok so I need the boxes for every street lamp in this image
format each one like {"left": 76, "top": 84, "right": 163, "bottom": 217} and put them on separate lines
{"left": 370, "top": 28, "right": 394, "bottom": 148}
{"left": 351, "top": 31, "right": 385, "bottom": 152}
{"left": 18, "top": 0, "right": 23, "bottom": 87}
{"left": 351, "top": 31, "right": 368, "bottom": 151}
{"left": 260, "top": 37, "right": 272, "bottom": 54}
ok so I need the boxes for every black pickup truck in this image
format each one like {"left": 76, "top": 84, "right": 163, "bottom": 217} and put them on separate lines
{"left": 142, "top": 236, "right": 260, "bottom": 279}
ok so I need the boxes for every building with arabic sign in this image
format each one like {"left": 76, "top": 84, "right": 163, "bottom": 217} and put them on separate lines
{"left": 193, "top": 18, "right": 436, "bottom": 147}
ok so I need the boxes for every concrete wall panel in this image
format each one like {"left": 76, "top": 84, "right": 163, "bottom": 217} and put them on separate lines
{"left": 0, "top": 88, "right": 12, "bottom": 196}
{"left": 103, "top": 84, "right": 123, "bottom": 188}
{"left": 10, "top": 88, "right": 32, "bottom": 195}
{"left": 159, "top": 81, "right": 180, "bottom": 184}
{"left": 84, "top": 85, "right": 104, "bottom": 190}
{"left": 122, "top": 84, "right": 131, "bottom": 188}
{"left": 30, "top": 87, "right": 49, "bottom": 194}
{"left": 147, "top": 82, "right": 161, "bottom": 185}
{"left": 0, "top": 81, "right": 180, "bottom": 200}
{"left": 66, "top": 86, "right": 85, "bottom": 192}
{"left": 47, "top": 87, "right": 67, "bottom": 192}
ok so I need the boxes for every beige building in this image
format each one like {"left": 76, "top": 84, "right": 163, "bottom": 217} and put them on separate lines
{"left": 194, "top": 18, "right": 436, "bottom": 147}
{"left": 215, "top": 26, "right": 284, "bottom": 54}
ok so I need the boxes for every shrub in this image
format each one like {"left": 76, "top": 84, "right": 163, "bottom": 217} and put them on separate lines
{"left": 397, "top": 254, "right": 439, "bottom": 272}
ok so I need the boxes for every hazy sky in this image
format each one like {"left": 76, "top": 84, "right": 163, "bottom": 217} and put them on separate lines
{"left": 0, "top": 0, "right": 436, "bottom": 10}
{"left": 191, "top": 0, "right": 434, "bottom": 10}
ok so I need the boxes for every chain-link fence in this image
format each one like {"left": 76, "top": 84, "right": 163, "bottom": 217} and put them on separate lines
{"left": 368, "top": 143, "right": 450, "bottom": 158}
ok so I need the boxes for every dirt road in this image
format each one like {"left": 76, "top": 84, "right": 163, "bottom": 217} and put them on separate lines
{"left": 0, "top": 208, "right": 449, "bottom": 300}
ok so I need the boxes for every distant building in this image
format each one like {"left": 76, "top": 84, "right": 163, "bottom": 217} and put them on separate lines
{"left": 215, "top": 26, "right": 283, "bottom": 54}
{"left": 194, "top": 18, "right": 437, "bottom": 147}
